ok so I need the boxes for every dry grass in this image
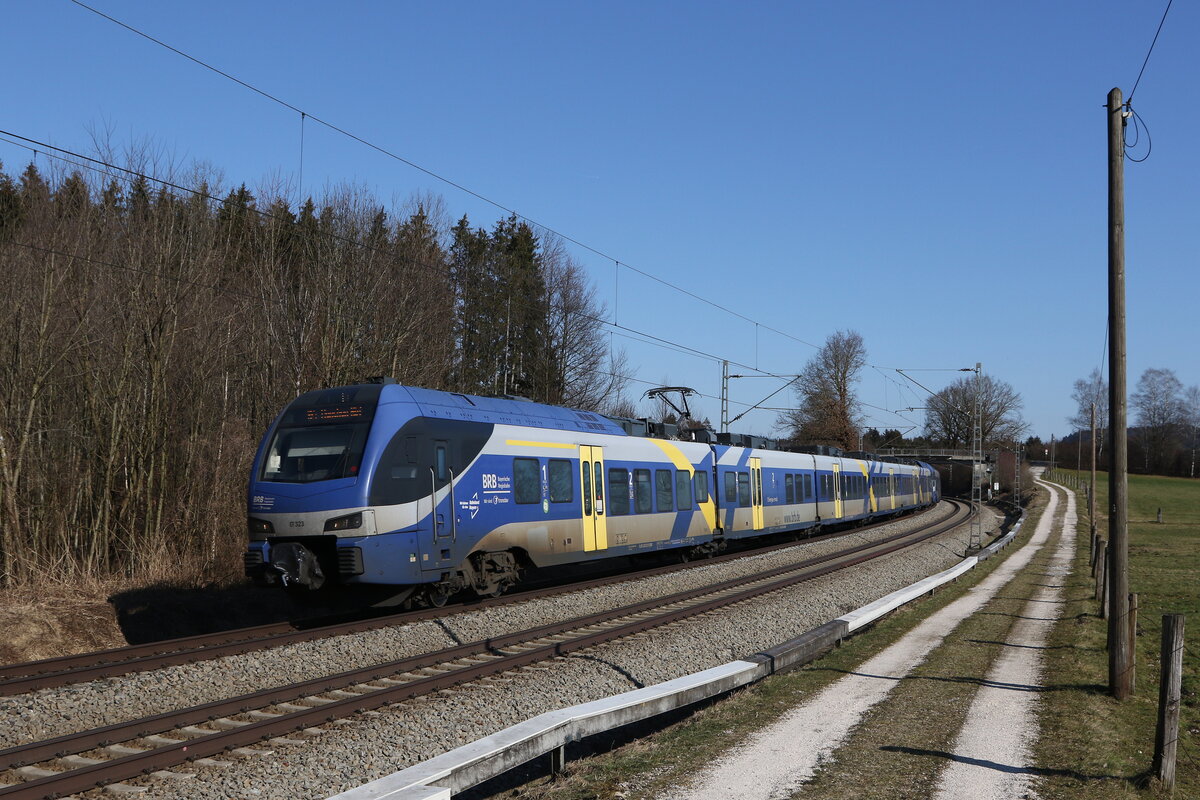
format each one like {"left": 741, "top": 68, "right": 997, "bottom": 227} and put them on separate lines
{"left": 0, "top": 544, "right": 292, "bottom": 665}
{"left": 0, "top": 577, "right": 129, "bottom": 664}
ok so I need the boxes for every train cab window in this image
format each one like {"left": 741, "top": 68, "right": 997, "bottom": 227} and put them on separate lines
{"left": 514, "top": 458, "right": 540, "bottom": 504}
{"left": 608, "top": 468, "right": 630, "bottom": 515}
{"left": 549, "top": 459, "right": 573, "bottom": 503}
{"left": 724, "top": 472, "right": 737, "bottom": 503}
{"left": 695, "top": 472, "right": 710, "bottom": 503}
{"left": 785, "top": 474, "right": 795, "bottom": 504}
{"left": 634, "top": 469, "right": 652, "bottom": 514}
{"left": 656, "top": 469, "right": 673, "bottom": 512}
{"left": 738, "top": 472, "right": 751, "bottom": 507}
{"left": 582, "top": 463, "right": 593, "bottom": 515}
{"left": 676, "top": 471, "right": 693, "bottom": 509}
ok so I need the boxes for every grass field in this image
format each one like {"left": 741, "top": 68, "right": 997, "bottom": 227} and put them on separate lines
{"left": 1035, "top": 469, "right": 1200, "bottom": 797}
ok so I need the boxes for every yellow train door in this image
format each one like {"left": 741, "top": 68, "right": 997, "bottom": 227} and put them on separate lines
{"left": 749, "top": 457, "right": 764, "bottom": 530}
{"left": 580, "top": 445, "right": 608, "bottom": 551}
{"left": 832, "top": 463, "right": 844, "bottom": 519}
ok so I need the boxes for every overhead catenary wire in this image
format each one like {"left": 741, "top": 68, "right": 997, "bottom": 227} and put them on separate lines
{"left": 39, "top": 5, "right": 960, "bottom": 408}
{"left": 65, "top": 0, "right": 828, "bottom": 357}
{"left": 0, "top": 173, "right": 928, "bottom": 442}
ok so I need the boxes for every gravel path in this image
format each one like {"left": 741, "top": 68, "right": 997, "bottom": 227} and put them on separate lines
{"left": 29, "top": 503, "right": 993, "bottom": 800}
{"left": 931, "top": 480, "right": 1075, "bottom": 800}
{"left": 661, "top": 482, "right": 1061, "bottom": 800}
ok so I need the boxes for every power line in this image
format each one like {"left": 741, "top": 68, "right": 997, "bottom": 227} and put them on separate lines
{"left": 66, "top": 0, "right": 828, "bottom": 355}
{"left": 1128, "top": 0, "right": 1174, "bottom": 102}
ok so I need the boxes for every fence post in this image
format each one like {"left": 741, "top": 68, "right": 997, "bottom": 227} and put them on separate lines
{"left": 1128, "top": 593, "right": 1138, "bottom": 694}
{"left": 1094, "top": 539, "right": 1106, "bottom": 601}
{"left": 1098, "top": 543, "right": 1109, "bottom": 620}
{"left": 1154, "top": 614, "right": 1185, "bottom": 790}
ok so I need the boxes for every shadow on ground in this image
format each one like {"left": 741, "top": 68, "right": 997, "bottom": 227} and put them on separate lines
{"left": 108, "top": 581, "right": 318, "bottom": 644}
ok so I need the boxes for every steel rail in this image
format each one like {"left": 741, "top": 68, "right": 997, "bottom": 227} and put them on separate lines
{"left": 0, "top": 504, "right": 950, "bottom": 695}
{"left": 0, "top": 501, "right": 970, "bottom": 799}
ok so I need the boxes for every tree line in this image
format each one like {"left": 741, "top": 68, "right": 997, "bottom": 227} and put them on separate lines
{"left": 1059, "top": 367, "right": 1200, "bottom": 477}
{"left": 0, "top": 158, "right": 628, "bottom": 588}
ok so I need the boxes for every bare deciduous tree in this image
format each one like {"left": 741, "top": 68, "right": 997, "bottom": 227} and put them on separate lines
{"left": 540, "top": 237, "right": 631, "bottom": 412}
{"left": 780, "top": 330, "right": 866, "bottom": 450}
{"left": 1068, "top": 368, "right": 1109, "bottom": 455}
{"left": 1131, "top": 367, "right": 1186, "bottom": 473}
{"left": 924, "top": 373, "right": 1026, "bottom": 448}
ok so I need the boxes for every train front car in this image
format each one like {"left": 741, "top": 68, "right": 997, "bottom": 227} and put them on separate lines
{"left": 243, "top": 379, "right": 643, "bottom": 606}
{"left": 244, "top": 380, "right": 397, "bottom": 600}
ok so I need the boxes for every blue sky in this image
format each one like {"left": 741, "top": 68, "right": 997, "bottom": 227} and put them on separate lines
{"left": 3, "top": 1, "right": 1196, "bottom": 441}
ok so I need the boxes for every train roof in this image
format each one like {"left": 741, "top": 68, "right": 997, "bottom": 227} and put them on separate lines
{"left": 387, "top": 384, "right": 630, "bottom": 436}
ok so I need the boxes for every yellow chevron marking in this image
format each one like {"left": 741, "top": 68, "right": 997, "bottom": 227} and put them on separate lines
{"left": 647, "top": 439, "right": 716, "bottom": 533}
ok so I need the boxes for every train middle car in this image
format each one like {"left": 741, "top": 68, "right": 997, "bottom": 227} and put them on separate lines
{"left": 244, "top": 380, "right": 941, "bottom": 605}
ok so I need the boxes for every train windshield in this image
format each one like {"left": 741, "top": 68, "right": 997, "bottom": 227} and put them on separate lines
{"left": 259, "top": 385, "right": 382, "bottom": 483}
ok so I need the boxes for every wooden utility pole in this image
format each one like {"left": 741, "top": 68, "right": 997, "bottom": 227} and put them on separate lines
{"left": 1107, "top": 87, "right": 1132, "bottom": 699}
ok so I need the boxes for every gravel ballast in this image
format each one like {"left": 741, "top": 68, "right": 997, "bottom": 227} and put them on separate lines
{"left": 3, "top": 504, "right": 999, "bottom": 800}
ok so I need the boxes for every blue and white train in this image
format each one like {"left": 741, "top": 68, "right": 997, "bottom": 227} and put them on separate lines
{"left": 244, "top": 379, "right": 940, "bottom": 605}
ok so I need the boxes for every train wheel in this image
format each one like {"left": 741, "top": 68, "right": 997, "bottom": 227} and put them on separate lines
{"left": 423, "top": 584, "right": 453, "bottom": 608}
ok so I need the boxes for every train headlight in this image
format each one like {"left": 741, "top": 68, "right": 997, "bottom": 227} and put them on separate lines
{"left": 324, "top": 512, "right": 363, "bottom": 532}
{"left": 248, "top": 518, "right": 274, "bottom": 534}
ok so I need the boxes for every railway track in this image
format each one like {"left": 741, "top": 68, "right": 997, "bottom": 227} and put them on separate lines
{"left": 0, "top": 500, "right": 971, "bottom": 799}
{"left": 0, "top": 504, "right": 953, "bottom": 697}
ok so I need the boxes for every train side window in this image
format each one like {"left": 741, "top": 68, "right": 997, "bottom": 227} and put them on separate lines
{"left": 608, "top": 468, "right": 629, "bottom": 515}
{"left": 656, "top": 469, "right": 673, "bottom": 512}
{"left": 549, "top": 459, "right": 573, "bottom": 503}
{"left": 785, "top": 474, "right": 795, "bottom": 504}
{"left": 635, "top": 468, "right": 652, "bottom": 514}
{"left": 724, "top": 471, "right": 737, "bottom": 503}
{"left": 695, "top": 472, "right": 710, "bottom": 503}
{"left": 582, "top": 462, "right": 592, "bottom": 515}
{"left": 435, "top": 443, "right": 448, "bottom": 481}
{"left": 513, "top": 458, "right": 539, "bottom": 504}
{"left": 676, "top": 471, "right": 693, "bottom": 509}
{"left": 738, "top": 472, "right": 751, "bottom": 507}
{"left": 804, "top": 474, "right": 813, "bottom": 500}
